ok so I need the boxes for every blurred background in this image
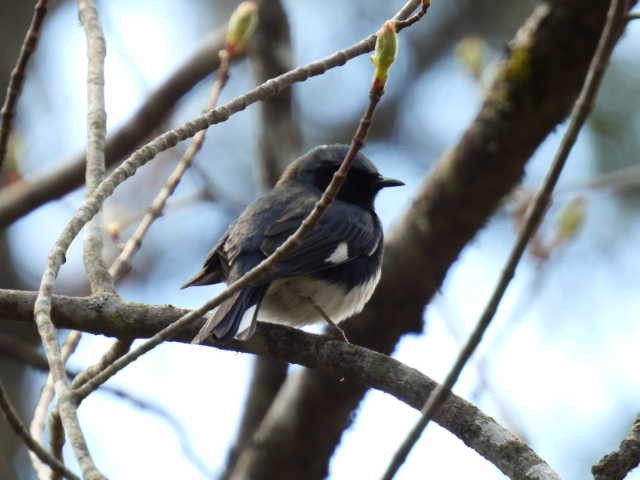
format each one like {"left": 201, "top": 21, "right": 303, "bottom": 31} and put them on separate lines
{"left": 1, "top": 0, "right": 639, "bottom": 478}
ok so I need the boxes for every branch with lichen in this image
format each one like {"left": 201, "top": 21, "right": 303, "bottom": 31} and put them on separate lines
{"left": 0, "top": 287, "right": 559, "bottom": 480}
{"left": 592, "top": 413, "right": 640, "bottom": 480}
{"left": 27, "top": 0, "right": 423, "bottom": 406}
{"left": 30, "top": 1, "right": 110, "bottom": 479}
{"left": 231, "top": 1, "right": 637, "bottom": 477}
{"left": 80, "top": 0, "right": 113, "bottom": 295}
{"left": 383, "top": 0, "right": 629, "bottom": 476}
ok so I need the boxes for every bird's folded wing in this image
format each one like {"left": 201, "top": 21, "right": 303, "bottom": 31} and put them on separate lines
{"left": 260, "top": 206, "right": 381, "bottom": 276}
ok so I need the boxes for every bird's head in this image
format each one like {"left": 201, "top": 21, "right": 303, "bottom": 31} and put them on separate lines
{"left": 278, "top": 144, "right": 404, "bottom": 209}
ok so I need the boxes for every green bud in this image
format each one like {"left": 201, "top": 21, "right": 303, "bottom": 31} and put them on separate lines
{"left": 554, "top": 197, "right": 586, "bottom": 245}
{"left": 455, "top": 35, "right": 487, "bottom": 80}
{"left": 225, "top": 1, "right": 259, "bottom": 55}
{"left": 371, "top": 21, "right": 398, "bottom": 89}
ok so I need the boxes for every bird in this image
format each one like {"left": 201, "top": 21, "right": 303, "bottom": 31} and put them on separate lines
{"left": 182, "top": 144, "right": 404, "bottom": 343}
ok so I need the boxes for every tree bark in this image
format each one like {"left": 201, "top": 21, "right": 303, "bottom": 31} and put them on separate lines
{"left": 227, "top": 1, "right": 635, "bottom": 478}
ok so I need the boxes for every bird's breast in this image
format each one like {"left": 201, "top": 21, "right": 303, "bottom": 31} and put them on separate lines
{"left": 257, "top": 266, "right": 381, "bottom": 327}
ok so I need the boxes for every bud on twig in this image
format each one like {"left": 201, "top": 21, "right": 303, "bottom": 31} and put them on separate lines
{"left": 225, "top": 1, "right": 259, "bottom": 56}
{"left": 553, "top": 196, "right": 586, "bottom": 247}
{"left": 371, "top": 21, "right": 398, "bottom": 91}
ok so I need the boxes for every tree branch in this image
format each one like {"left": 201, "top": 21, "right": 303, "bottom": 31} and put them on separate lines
{"left": 220, "top": 0, "right": 300, "bottom": 476}
{"left": 0, "top": 288, "right": 559, "bottom": 480}
{"left": 0, "top": 27, "right": 228, "bottom": 226}
{"left": 592, "top": 414, "right": 640, "bottom": 480}
{"left": 79, "top": 0, "right": 112, "bottom": 295}
{"left": 0, "top": 0, "right": 420, "bottom": 227}
{"left": 237, "top": 0, "right": 637, "bottom": 477}
{"left": 0, "top": 0, "right": 48, "bottom": 171}
{"left": 383, "top": 0, "right": 629, "bottom": 475}
{"left": 23, "top": 0, "right": 422, "bottom": 414}
{"left": 0, "top": 381, "right": 80, "bottom": 480}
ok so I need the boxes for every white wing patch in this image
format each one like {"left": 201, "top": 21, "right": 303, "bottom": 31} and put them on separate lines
{"left": 235, "top": 304, "right": 257, "bottom": 340}
{"left": 326, "top": 241, "right": 349, "bottom": 264}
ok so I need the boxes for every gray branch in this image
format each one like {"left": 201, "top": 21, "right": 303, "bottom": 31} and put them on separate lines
{"left": 0, "top": 27, "right": 228, "bottom": 227}
{"left": 234, "top": 0, "right": 637, "bottom": 477}
{"left": 0, "top": 288, "right": 559, "bottom": 480}
{"left": 593, "top": 414, "right": 640, "bottom": 480}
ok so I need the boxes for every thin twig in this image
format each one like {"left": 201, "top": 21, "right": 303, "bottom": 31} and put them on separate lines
{"left": 49, "top": 337, "right": 131, "bottom": 480}
{"left": 57, "top": 39, "right": 235, "bottom": 455}
{"left": 0, "top": 381, "right": 80, "bottom": 480}
{"left": 381, "top": 0, "right": 628, "bottom": 478}
{"left": 30, "top": 1, "right": 111, "bottom": 478}
{"left": 80, "top": 0, "right": 114, "bottom": 294}
{"left": 0, "top": 0, "right": 424, "bottom": 227}
{"left": 31, "top": 0, "right": 422, "bottom": 402}
{"left": 0, "top": 27, "right": 228, "bottom": 226}
{"left": 73, "top": 67, "right": 390, "bottom": 398}
{"left": 592, "top": 414, "right": 640, "bottom": 480}
{"left": 395, "top": 0, "right": 430, "bottom": 29}
{"left": 222, "top": 1, "right": 300, "bottom": 474}
{"left": 192, "top": 66, "right": 387, "bottom": 343}
{"left": 44, "top": 3, "right": 114, "bottom": 476}
{"left": 30, "top": 325, "right": 82, "bottom": 479}
{"left": 0, "top": 0, "right": 48, "bottom": 171}
{"left": 44, "top": 4, "right": 115, "bottom": 469}
{"left": 109, "top": 50, "right": 231, "bottom": 281}
{"left": 627, "top": 11, "right": 640, "bottom": 19}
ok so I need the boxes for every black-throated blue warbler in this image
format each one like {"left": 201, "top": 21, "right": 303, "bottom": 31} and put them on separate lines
{"left": 182, "top": 144, "right": 403, "bottom": 342}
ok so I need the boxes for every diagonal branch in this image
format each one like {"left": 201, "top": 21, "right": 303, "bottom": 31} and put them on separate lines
{"left": 221, "top": 0, "right": 300, "bottom": 476}
{"left": 592, "top": 414, "right": 640, "bottom": 480}
{"left": 0, "top": 0, "right": 420, "bottom": 227}
{"left": 0, "top": 27, "right": 228, "bottom": 226}
{"left": 383, "top": 0, "right": 629, "bottom": 476}
{"left": 0, "top": 287, "right": 559, "bottom": 480}
{"left": 0, "top": 0, "right": 48, "bottom": 171}
{"left": 0, "top": 381, "right": 80, "bottom": 480}
{"left": 28, "top": 0, "right": 423, "bottom": 406}
{"left": 234, "top": 0, "right": 637, "bottom": 477}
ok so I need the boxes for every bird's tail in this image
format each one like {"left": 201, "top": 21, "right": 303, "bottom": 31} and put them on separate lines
{"left": 191, "top": 285, "right": 268, "bottom": 344}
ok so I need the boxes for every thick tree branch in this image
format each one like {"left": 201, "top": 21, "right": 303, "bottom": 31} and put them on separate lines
{"left": 238, "top": 0, "right": 637, "bottom": 478}
{"left": 384, "top": 0, "right": 629, "bottom": 476}
{"left": 0, "top": 288, "right": 559, "bottom": 480}
{"left": 20, "top": 0, "right": 422, "bottom": 408}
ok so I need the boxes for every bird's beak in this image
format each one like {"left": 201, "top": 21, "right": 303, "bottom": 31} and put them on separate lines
{"left": 376, "top": 176, "right": 405, "bottom": 188}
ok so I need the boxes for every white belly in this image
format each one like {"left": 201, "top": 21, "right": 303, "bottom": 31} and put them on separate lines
{"left": 258, "top": 268, "right": 381, "bottom": 326}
